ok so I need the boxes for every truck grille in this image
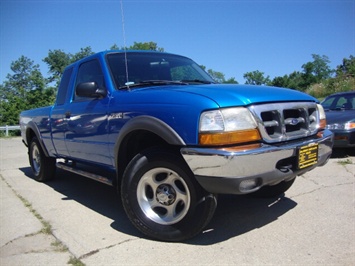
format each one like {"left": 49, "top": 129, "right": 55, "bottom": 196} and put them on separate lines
{"left": 249, "top": 102, "right": 320, "bottom": 143}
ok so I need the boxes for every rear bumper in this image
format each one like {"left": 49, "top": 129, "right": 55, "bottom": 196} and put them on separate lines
{"left": 181, "top": 130, "right": 333, "bottom": 195}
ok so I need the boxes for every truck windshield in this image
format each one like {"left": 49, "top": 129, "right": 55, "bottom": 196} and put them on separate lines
{"left": 106, "top": 52, "right": 215, "bottom": 90}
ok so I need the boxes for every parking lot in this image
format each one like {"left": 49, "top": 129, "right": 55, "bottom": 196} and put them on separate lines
{"left": 1, "top": 137, "right": 354, "bottom": 265}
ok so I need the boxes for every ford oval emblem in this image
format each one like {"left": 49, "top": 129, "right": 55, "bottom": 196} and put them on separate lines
{"left": 290, "top": 118, "right": 299, "bottom": 125}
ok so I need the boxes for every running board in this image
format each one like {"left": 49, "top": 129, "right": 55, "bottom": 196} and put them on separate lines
{"left": 56, "top": 162, "right": 113, "bottom": 186}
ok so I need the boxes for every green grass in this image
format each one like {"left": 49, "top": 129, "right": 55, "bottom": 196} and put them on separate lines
{"left": 337, "top": 158, "right": 353, "bottom": 165}
{"left": 68, "top": 256, "right": 86, "bottom": 266}
{"left": 51, "top": 240, "right": 69, "bottom": 252}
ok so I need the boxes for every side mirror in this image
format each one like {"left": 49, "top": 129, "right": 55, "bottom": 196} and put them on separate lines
{"left": 76, "top": 82, "right": 107, "bottom": 99}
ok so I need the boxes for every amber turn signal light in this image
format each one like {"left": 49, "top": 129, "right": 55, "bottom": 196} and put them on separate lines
{"left": 199, "top": 129, "right": 261, "bottom": 146}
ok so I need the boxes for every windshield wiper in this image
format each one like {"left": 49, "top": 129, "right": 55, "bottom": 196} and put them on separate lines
{"left": 180, "top": 79, "right": 215, "bottom": 84}
{"left": 119, "top": 80, "right": 188, "bottom": 90}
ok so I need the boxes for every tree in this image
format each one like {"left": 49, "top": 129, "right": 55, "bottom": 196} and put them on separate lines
{"left": 0, "top": 56, "right": 55, "bottom": 127}
{"left": 306, "top": 55, "right": 354, "bottom": 98}
{"left": 287, "top": 71, "right": 304, "bottom": 91}
{"left": 71, "top": 47, "right": 94, "bottom": 62}
{"left": 43, "top": 46, "right": 94, "bottom": 86}
{"left": 4, "top": 56, "right": 45, "bottom": 97}
{"left": 207, "top": 69, "right": 226, "bottom": 83}
{"left": 224, "top": 77, "right": 238, "bottom": 84}
{"left": 336, "top": 55, "right": 355, "bottom": 77}
{"left": 271, "top": 71, "right": 304, "bottom": 91}
{"left": 301, "top": 54, "right": 333, "bottom": 87}
{"left": 0, "top": 92, "right": 27, "bottom": 126}
{"left": 110, "top": 43, "right": 119, "bottom": 50}
{"left": 199, "top": 65, "right": 237, "bottom": 84}
{"left": 270, "top": 75, "right": 290, "bottom": 88}
{"left": 271, "top": 54, "right": 334, "bottom": 92}
{"left": 111, "top": 41, "right": 164, "bottom": 52}
{"left": 243, "top": 70, "right": 270, "bottom": 85}
{"left": 43, "top": 49, "right": 71, "bottom": 85}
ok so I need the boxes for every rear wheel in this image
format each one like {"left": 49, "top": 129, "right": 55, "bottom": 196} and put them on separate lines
{"left": 251, "top": 178, "right": 296, "bottom": 198}
{"left": 121, "top": 148, "right": 217, "bottom": 241}
{"left": 29, "top": 137, "right": 56, "bottom": 181}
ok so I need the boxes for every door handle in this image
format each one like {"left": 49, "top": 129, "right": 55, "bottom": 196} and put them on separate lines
{"left": 65, "top": 111, "right": 71, "bottom": 118}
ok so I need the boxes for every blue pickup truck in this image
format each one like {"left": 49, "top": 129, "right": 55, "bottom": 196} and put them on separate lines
{"left": 20, "top": 50, "right": 333, "bottom": 241}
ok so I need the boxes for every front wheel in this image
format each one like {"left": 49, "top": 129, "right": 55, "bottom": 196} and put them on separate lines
{"left": 29, "top": 137, "right": 56, "bottom": 181}
{"left": 121, "top": 148, "right": 217, "bottom": 242}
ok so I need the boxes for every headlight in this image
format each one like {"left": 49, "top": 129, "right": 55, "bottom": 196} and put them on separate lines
{"left": 345, "top": 122, "right": 355, "bottom": 130}
{"left": 317, "top": 104, "right": 326, "bottom": 129}
{"left": 199, "top": 108, "right": 261, "bottom": 145}
{"left": 199, "top": 110, "right": 224, "bottom": 131}
{"left": 326, "top": 122, "right": 355, "bottom": 130}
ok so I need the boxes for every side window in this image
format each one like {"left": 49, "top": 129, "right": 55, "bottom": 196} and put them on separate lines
{"left": 336, "top": 97, "right": 347, "bottom": 108}
{"left": 74, "top": 60, "right": 105, "bottom": 101}
{"left": 56, "top": 67, "right": 73, "bottom": 105}
{"left": 321, "top": 97, "right": 333, "bottom": 109}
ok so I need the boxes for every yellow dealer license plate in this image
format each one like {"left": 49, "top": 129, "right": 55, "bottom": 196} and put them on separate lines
{"left": 298, "top": 143, "right": 319, "bottom": 169}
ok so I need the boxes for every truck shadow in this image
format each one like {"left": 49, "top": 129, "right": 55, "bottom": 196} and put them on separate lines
{"left": 331, "top": 148, "right": 355, "bottom": 158}
{"left": 20, "top": 167, "right": 297, "bottom": 245}
{"left": 187, "top": 195, "right": 296, "bottom": 245}
{"left": 20, "top": 167, "right": 139, "bottom": 238}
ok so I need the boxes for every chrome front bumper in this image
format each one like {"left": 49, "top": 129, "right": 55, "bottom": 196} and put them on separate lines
{"left": 181, "top": 130, "right": 333, "bottom": 195}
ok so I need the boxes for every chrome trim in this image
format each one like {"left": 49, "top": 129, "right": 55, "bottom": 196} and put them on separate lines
{"left": 181, "top": 129, "right": 333, "bottom": 194}
{"left": 56, "top": 162, "right": 113, "bottom": 186}
{"left": 249, "top": 102, "right": 320, "bottom": 143}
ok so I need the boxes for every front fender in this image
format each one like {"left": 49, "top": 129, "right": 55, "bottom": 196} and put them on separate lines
{"left": 114, "top": 115, "right": 186, "bottom": 169}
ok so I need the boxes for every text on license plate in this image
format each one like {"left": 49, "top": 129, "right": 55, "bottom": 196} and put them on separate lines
{"left": 298, "top": 143, "right": 319, "bottom": 169}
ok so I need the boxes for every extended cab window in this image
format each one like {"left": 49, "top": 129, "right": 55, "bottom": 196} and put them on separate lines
{"left": 56, "top": 67, "right": 73, "bottom": 105}
{"left": 74, "top": 59, "right": 105, "bottom": 101}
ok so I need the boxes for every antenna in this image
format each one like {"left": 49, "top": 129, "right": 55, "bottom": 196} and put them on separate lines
{"left": 120, "top": 0, "right": 130, "bottom": 88}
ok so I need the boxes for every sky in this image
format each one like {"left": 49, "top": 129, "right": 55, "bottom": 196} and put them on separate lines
{"left": 0, "top": 0, "right": 354, "bottom": 84}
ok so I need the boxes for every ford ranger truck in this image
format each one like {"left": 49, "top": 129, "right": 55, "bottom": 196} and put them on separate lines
{"left": 20, "top": 50, "right": 334, "bottom": 241}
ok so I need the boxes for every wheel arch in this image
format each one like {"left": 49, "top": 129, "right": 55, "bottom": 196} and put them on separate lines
{"left": 114, "top": 116, "right": 186, "bottom": 183}
{"left": 25, "top": 121, "right": 50, "bottom": 157}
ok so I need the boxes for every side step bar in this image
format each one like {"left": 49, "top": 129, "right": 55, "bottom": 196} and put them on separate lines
{"left": 56, "top": 162, "right": 113, "bottom": 186}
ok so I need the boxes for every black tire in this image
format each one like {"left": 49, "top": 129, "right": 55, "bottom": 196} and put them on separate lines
{"left": 121, "top": 148, "right": 217, "bottom": 242}
{"left": 251, "top": 178, "right": 296, "bottom": 198}
{"left": 29, "top": 137, "right": 56, "bottom": 181}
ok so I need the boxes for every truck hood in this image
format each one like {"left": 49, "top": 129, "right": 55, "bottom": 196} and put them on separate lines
{"left": 168, "top": 84, "right": 316, "bottom": 107}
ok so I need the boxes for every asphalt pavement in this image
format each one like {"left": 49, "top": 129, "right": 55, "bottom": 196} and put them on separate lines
{"left": 0, "top": 137, "right": 354, "bottom": 265}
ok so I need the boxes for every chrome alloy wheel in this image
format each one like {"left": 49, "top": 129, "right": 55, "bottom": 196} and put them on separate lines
{"left": 137, "top": 167, "right": 191, "bottom": 225}
{"left": 31, "top": 143, "right": 41, "bottom": 175}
